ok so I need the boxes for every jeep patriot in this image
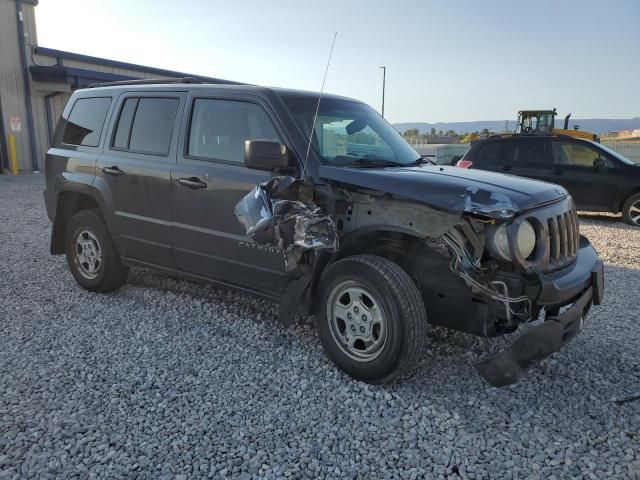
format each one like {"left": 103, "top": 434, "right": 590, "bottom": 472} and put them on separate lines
{"left": 44, "top": 80, "right": 604, "bottom": 386}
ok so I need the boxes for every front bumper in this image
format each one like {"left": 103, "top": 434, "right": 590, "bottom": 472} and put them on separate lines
{"left": 537, "top": 235, "right": 603, "bottom": 307}
{"left": 475, "top": 236, "right": 604, "bottom": 387}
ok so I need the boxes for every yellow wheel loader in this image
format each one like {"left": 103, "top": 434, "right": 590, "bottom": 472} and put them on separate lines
{"left": 515, "top": 108, "right": 599, "bottom": 142}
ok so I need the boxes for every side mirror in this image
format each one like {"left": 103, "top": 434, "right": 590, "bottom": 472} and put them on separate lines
{"left": 244, "top": 140, "right": 291, "bottom": 171}
{"left": 593, "top": 157, "right": 607, "bottom": 172}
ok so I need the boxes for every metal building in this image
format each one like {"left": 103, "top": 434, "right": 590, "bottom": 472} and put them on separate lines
{"left": 0, "top": 0, "right": 234, "bottom": 174}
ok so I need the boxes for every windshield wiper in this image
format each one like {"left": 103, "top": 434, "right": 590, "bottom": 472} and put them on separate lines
{"left": 407, "top": 157, "right": 435, "bottom": 166}
{"left": 348, "top": 158, "right": 405, "bottom": 168}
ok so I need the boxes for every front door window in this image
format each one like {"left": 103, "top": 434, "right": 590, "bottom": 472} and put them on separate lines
{"left": 552, "top": 141, "right": 602, "bottom": 167}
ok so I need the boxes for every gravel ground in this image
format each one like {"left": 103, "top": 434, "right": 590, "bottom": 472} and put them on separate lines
{"left": 0, "top": 173, "right": 638, "bottom": 479}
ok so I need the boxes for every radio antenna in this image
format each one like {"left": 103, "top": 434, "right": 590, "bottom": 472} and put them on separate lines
{"left": 302, "top": 32, "right": 338, "bottom": 177}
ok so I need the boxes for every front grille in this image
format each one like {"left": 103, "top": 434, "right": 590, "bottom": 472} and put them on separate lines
{"left": 514, "top": 197, "right": 580, "bottom": 273}
{"left": 546, "top": 207, "right": 579, "bottom": 270}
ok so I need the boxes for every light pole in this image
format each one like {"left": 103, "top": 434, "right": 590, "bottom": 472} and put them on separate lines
{"left": 379, "top": 66, "right": 386, "bottom": 118}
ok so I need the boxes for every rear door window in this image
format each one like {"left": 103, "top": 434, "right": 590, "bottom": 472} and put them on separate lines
{"left": 475, "top": 141, "right": 502, "bottom": 164}
{"left": 112, "top": 98, "right": 138, "bottom": 149}
{"left": 111, "top": 97, "right": 179, "bottom": 156}
{"left": 60, "top": 97, "right": 112, "bottom": 147}
{"left": 503, "top": 139, "right": 549, "bottom": 164}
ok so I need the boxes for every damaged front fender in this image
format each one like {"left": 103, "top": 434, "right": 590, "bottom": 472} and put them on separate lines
{"left": 234, "top": 176, "right": 338, "bottom": 271}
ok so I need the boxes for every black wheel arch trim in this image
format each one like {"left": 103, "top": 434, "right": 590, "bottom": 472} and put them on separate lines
{"left": 49, "top": 181, "right": 113, "bottom": 255}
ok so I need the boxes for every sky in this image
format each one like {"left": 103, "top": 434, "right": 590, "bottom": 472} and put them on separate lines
{"left": 35, "top": 0, "right": 640, "bottom": 124}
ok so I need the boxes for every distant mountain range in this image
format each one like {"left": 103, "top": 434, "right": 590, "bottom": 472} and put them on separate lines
{"left": 393, "top": 118, "right": 640, "bottom": 135}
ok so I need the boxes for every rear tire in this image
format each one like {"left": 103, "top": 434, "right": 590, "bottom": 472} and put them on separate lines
{"left": 315, "top": 254, "right": 427, "bottom": 383}
{"left": 622, "top": 193, "right": 640, "bottom": 226}
{"left": 65, "top": 209, "right": 129, "bottom": 292}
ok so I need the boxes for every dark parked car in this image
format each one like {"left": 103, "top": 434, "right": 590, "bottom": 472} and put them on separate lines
{"left": 44, "top": 81, "right": 603, "bottom": 387}
{"left": 457, "top": 134, "right": 640, "bottom": 226}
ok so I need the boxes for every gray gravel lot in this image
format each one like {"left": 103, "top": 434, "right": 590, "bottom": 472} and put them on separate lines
{"left": 1, "top": 173, "right": 638, "bottom": 479}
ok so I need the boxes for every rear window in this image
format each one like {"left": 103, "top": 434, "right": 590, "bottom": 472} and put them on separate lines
{"left": 60, "top": 97, "right": 112, "bottom": 147}
{"left": 111, "top": 97, "right": 179, "bottom": 156}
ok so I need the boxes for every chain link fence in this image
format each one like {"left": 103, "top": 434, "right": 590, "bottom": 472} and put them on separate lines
{"left": 601, "top": 141, "right": 640, "bottom": 163}
{"left": 408, "top": 140, "right": 471, "bottom": 165}
{"left": 406, "top": 138, "right": 640, "bottom": 165}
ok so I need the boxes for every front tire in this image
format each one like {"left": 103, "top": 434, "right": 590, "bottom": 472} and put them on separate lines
{"left": 316, "top": 254, "right": 427, "bottom": 383}
{"left": 622, "top": 193, "right": 640, "bottom": 226}
{"left": 65, "top": 209, "right": 129, "bottom": 292}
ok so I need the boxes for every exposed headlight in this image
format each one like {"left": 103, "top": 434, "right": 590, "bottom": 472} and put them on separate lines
{"left": 489, "top": 221, "right": 536, "bottom": 262}
{"left": 516, "top": 221, "right": 536, "bottom": 259}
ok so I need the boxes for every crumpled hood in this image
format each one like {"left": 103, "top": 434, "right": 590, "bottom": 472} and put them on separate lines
{"left": 319, "top": 164, "right": 568, "bottom": 219}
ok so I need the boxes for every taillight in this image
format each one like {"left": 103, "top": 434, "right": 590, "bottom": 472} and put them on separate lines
{"left": 456, "top": 159, "right": 473, "bottom": 168}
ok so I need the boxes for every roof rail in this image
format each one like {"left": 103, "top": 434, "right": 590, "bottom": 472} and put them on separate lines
{"left": 88, "top": 76, "right": 204, "bottom": 88}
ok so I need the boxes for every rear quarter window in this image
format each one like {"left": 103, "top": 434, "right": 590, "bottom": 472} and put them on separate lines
{"left": 60, "top": 97, "right": 112, "bottom": 147}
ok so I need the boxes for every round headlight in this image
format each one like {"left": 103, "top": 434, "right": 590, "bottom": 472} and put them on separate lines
{"left": 516, "top": 220, "right": 536, "bottom": 259}
{"left": 489, "top": 221, "right": 536, "bottom": 262}
{"left": 491, "top": 224, "right": 511, "bottom": 261}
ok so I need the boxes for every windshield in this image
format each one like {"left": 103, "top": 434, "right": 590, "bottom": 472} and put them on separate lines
{"left": 593, "top": 141, "right": 638, "bottom": 165}
{"left": 280, "top": 94, "right": 421, "bottom": 167}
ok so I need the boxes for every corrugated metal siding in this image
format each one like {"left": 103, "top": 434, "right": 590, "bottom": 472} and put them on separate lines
{"left": 0, "top": 0, "right": 33, "bottom": 172}
{"left": 32, "top": 92, "right": 48, "bottom": 166}
{"left": 1, "top": 1, "right": 213, "bottom": 172}
{"left": 62, "top": 59, "right": 163, "bottom": 80}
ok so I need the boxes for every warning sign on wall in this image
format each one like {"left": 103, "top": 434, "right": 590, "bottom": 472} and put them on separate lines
{"left": 9, "top": 116, "right": 21, "bottom": 132}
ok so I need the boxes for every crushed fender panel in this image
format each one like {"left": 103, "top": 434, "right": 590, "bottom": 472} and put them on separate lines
{"left": 235, "top": 176, "right": 338, "bottom": 271}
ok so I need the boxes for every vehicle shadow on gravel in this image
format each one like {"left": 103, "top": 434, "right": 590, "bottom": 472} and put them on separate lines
{"left": 125, "top": 262, "right": 638, "bottom": 400}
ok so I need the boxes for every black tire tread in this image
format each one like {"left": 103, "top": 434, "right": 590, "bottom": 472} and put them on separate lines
{"left": 622, "top": 193, "right": 640, "bottom": 226}
{"left": 319, "top": 254, "right": 427, "bottom": 383}
{"left": 65, "top": 208, "right": 129, "bottom": 292}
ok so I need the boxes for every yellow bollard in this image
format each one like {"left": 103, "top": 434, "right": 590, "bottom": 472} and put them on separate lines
{"left": 7, "top": 134, "right": 19, "bottom": 175}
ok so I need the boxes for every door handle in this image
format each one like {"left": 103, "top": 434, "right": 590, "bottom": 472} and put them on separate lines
{"left": 500, "top": 165, "right": 512, "bottom": 172}
{"left": 102, "top": 166, "right": 124, "bottom": 176}
{"left": 177, "top": 177, "right": 207, "bottom": 190}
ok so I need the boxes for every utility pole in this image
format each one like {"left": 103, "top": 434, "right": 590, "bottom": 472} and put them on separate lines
{"left": 379, "top": 66, "right": 386, "bottom": 118}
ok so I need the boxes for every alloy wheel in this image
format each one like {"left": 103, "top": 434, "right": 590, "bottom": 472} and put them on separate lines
{"left": 327, "top": 281, "right": 388, "bottom": 362}
{"left": 629, "top": 200, "right": 640, "bottom": 226}
{"left": 74, "top": 230, "right": 103, "bottom": 279}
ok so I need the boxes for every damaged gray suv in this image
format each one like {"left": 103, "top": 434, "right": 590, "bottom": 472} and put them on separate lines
{"left": 44, "top": 79, "right": 604, "bottom": 387}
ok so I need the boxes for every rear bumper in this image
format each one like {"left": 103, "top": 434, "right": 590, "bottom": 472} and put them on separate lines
{"left": 475, "top": 237, "right": 604, "bottom": 387}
